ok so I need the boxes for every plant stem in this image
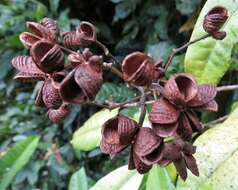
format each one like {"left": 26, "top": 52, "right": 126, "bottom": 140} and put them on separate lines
{"left": 203, "top": 115, "right": 229, "bottom": 127}
{"left": 103, "top": 62, "right": 123, "bottom": 79}
{"left": 95, "top": 40, "right": 119, "bottom": 64}
{"left": 217, "top": 85, "right": 238, "bottom": 92}
{"left": 138, "top": 87, "right": 147, "bottom": 126}
{"left": 163, "top": 34, "right": 211, "bottom": 71}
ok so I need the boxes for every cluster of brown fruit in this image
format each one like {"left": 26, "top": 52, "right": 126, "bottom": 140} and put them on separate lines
{"left": 11, "top": 6, "right": 228, "bottom": 180}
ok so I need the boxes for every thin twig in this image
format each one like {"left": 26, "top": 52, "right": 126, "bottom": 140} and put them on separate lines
{"left": 138, "top": 87, "right": 147, "bottom": 126}
{"left": 163, "top": 34, "right": 211, "bottom": 71}
{"left": 103, "top": 62, "right": 123, "bottom": 79}
{"left": 95, "top": 40, "right": 119, "bottom": 64}
{"left": 217, "top": 85, "right": 238, "bottom": 92}
{"left": 203, "top": 115, "right": 229, "bottom": 128}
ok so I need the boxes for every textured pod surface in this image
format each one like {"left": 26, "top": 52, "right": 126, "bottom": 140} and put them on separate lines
{"left": 149, "top": 98, "right": 180, "bottom": 125}
{"left": 68, "top": 53, "right": 85, "bottom": 67}
{"left": 102, "top": 115, "right": 138, "bottom": 145}
{"left": 76, "top": 21, "right": 97, "bottom": 45}
{"left": 59, "top": 69, "right": 87, "bottom": 104}
{"left": 42, "top": 79, "right": 62, "bottom": 109}
{"left": 26, "top": 21, "right": 53, "bottom": 41}
{"left": 47, "top": 104, "right": 70, "bottom": 123}
{"left": 164, "top": 73, "right": 198, "bottom": 105}
{"left": 133, "top": 128, "right": 161, "bottom": 157}
{"left": 40, "top": 17, "right": 59, "bottom": 41}
{"left": 203, "top": 6, "right": 228, "bottom": 34}
{"left": 19, "top": 32, "right": 40, "bottom": 48}
{"left": 188, "top": 84, "right": 217, "bottom": 107}
{"left": 30, "top": 40, "right": 64, "bottom": 73}
{"left": 11, "top": 56, "right": 45, "bottom": 81}
{"left": 122, "top": 52, "right": 155, "bottom": 86}
{"left": 63, "top": 31, "right": 81, "bottom": 47}
{"left": 74, "top": 64, "right": 103, "bottom": 100}
{"left": 128, "top": 148, "right": 152, "bottom": 174}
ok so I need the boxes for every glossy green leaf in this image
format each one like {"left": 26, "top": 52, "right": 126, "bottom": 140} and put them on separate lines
{"left": 184, "top": 0, "right": 238, "bottom": 84}
{"left": 0, "top": 136, "right": 39, "bottom": 190}
{"left": 90, "top": 165, "right": 143, "bottom": 190}
{"left": 146, "top": 165, "right": 175, "bottom": 190}
{"left": 71, "top": 109, "right": 119, "bottom": 152}
{"left": 69, "top": 167, "right": 88, "bottom": 190}
{"left": 177, "top": 107, "right": 238, "bottom": 189}
{"left": 96, "top": 83, "right": 136, "bottom": 104}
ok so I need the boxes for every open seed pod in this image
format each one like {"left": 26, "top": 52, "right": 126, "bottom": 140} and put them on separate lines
{"left": 76, "top": 22, "right": 97, "bottom": 45}
{"left": 40, "top": 17, "right": 59, "bottom": 41}
{"left": 164, "top": 73, "right": 198, "bottom": 106}
{"left": 47, "top": 103, "right": 70, "bottom": 123}
{"left": 128, "top": 147, "right": 152, "bottom": 174}
{"left": 160, "top": 140, "right": 199, "bottom": 181}
{"left": 42, "top": 79, "right": 62, "bottom": 109}
{"left": 30, "top": 40, "right": 64, "bottom": 73}
{"left": 203, "top": 6, "right": 228, "bottom": 40}
{"left": 100, "top": 115, "right": 139, "bottom": 158}
{"left": 122, "top": 52, "right": 156, "bottom": 86}
{"left": 19, "top": 32, "right": 40, "bottom": 49}
{"left": 11, "top": 55, "right": 46, "bottom": 82}
{"left": 59, "top": 62, "right": 103, "bottom": 104}
{"left": 133, "top": 127, "right": 163, "bottom": 165}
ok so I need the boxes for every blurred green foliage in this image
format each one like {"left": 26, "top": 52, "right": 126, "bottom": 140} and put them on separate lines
{"left": 1, "top": 0, "right": 238, "bottom": 189}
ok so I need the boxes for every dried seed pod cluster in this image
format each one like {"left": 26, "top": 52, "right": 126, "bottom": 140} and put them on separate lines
{"left": 101, "top": 73, "right": 217, "bottom": 180}
{"left": 11, "top": 6, "right": 226, "bottom": 181}
{"left": 11, "top": 18, "right": 103, "bottom": 123}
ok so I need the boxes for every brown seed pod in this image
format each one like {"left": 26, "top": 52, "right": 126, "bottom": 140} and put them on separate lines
{"left": 11, "top": 56, "right": 46, "bottom": 82}
{"left": 30, "top": 40, "right": 64, "bottom": 73}
{"left": 76, "top": 22, "right": 97, "bottom": 45}
{"left": 62, "top": 31, "right": 81, "bottom": 48}
{"left": 40, "top": 17, "right": 59, "bottom": 41}
{"left": 47, "top": 104, "right": 70, "bottom": 123}
{"left": 160, "top": 140, "right": 199, "bottom": 181}
{"left": 122, "top": 52, "right": 156, "bottom": 86}
{"left": 149, "top": 98, "right": 180, "bottom": 125}
{"left": 59, "top": 60, "right": 103, "bottom": 104}
{"left": 188, "top": 84, "right": 217, "bottom": 107}
{"left": 26, "top": 21, "right": 53, "bottom": 41}
{"left": 203, "top": 6, "right": 228, "bottom": 39}
{"left": 128, "top": 147, "right": 152, "bottom": 174}
{"left": 100, "top": 115, "right": 139, "bottom": 158}
{"left": 68, "top": 53, "right": 85, "bottom": 67}
{"left": 19, "top": 32, "right": 40, "bottom": 49}
{"left": 133, "top": 127, "right": 163, "bottom": 165}
{"left": 164, "top": 73, "right": 198, "bottom": 106}
{"left": 42, "top": 79, "right": 62, "bottom": 109}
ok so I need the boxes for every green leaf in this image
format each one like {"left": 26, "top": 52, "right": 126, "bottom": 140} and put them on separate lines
{"left": 90, "top": 165, "right": 143, "bottom": 190}
{"left": 49, "top": 0, "right": 60, "bottom": 13}
{"left": 95, "top": 83, "right": 136, "bottom": 104}
{"left": 176, "top": 108, "right": 238, "bottom": 189}
{"left": 176, "top": 0, "right": 202, "bottom": 15}
{"left": 184, "top": 0, "right": 238, "bottom": 84}
{"left": 0, "top": 136, "right": 39, "bottom": 190}
{"left": 71, "top": 109, "right": 119, "bottom": 152}
{"left": 146, "top": 165, "right": 175, "bottom": 190}
{"left": 69, "top": 167, "right": 88, "bottom": 190}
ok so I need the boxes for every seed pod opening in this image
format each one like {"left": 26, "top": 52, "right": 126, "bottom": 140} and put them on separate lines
{"left": 30, "top": 40, "right": 64, "bottom": 73}
{"left": 77, "top": 22, "right": 97, "bottom": 45}
{"left": 122, "top": 52, "right": 156, "bottom": 86}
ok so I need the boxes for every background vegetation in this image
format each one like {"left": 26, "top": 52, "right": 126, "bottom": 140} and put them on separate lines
{"left": 1, "top": 0, "right": 238, "bottom": 189}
